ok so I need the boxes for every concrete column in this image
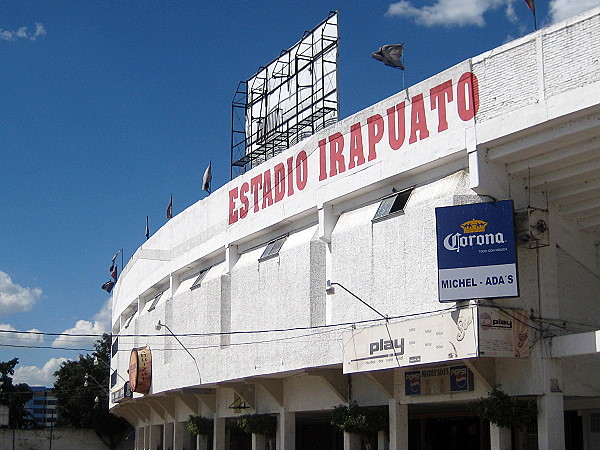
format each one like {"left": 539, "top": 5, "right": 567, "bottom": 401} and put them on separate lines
{"left": 143, "top": 426, "right": 149, "bottom": 450}
{"left": 388, "top": 401, "right": 408, "bottom": 450}
{"left": 277, "top": 410, "right": 295, "bottom": 450}
{"left": 343, "top": 432, "right": 361, "bottom": 450}
{"left": 537, "top": 394, "right": 566, "bottom": 450}
{"left": 149, "top": 425, "right": 161, "bottom": 450}
{"left": 135, "top": 426, "right": 145, "bottom": 450}
{"left": 377, "top": 430, "right": 389, "bottom": 450}
{"left": 164, "top": 422, "right": 174, "bottom": 450}
{"left": 213, "top": 417, "right": 226, "bottom": 450}
{"left": 173, "top": 421, "right": 185, "bottom": 450}
{"left": 490, "top": 424, "right": 511, "bottom": 450}
{"left": 253, "top": 433, "right": 266, "bottom": 450}
{"left": 197, "top": 434, "right": 209, "bottom": 450}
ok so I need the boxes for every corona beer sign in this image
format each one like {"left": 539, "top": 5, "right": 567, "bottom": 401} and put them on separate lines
{"left": 435, "top": 200, "right": 518, "bottom": 302}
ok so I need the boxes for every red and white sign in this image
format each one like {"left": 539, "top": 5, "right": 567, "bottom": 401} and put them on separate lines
{"left": 228, "top": 67, "right": 479, "bottom": 225}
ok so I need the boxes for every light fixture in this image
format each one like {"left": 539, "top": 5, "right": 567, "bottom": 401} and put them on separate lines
{"left": 325, "top": 280, "right": 388, "bottom": 320}
{"left": 156, "top": 320, "right": 201, "bottom": 382}
{"left": 325, "top": 280, "right": 335, "bottom": 295}
{"left": 83, "top": 373, "right": 108, "bottom": 393}
{"left": 94, "top": 355, "right": 128, "bottom": 383}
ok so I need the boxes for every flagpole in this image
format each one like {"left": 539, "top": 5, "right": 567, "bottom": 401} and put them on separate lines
{"left": 402, "top": 47, "right": 405, "bottom": 90}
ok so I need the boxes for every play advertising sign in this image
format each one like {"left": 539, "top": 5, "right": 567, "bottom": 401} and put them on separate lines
{"left": 436, "top": 200, "right": 518, "bottom": 302}
{"left": 342, "top": 307, "right": 478, "bottom": 374}
{"left": 342, "top": 306, "right": 528, "bottom": 375}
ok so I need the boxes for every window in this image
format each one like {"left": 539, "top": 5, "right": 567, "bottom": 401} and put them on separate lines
{"left": 124, "top": 307, "right": 138, "bottom": 328}
{"left": 111, "top": 370, "right": 118, "bottom": 388}
{"left": 591, "top": 413, "right": 600, "bottom": 433}
{"left": 111, "top": 337, "right": 118, "bottom": 357}
{"left": 190, "top": 267, "right": 211, "bottom": 290}
{"left": 373, "top": 187, "right": 413, "bottom": 221}
{"left": 259, "top": 236, "right": 287, "bottom": 261}
{"left": 147, "top": 290, "right": 166, "bottom": 312}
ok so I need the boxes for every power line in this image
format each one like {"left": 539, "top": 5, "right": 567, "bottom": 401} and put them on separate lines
{"left": 1, "top": 304, "right": 595, "bottom": 352}
{"left": 0, "top": 329, "right": 105, "bottom": 337}
{"left": 0, "top": 306, "right": 458, "bottom": 341}
{"left": 0, "top": 343, "right": 94, "bottom": 352}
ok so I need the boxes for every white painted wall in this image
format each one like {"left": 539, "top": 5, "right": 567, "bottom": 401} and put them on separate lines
{"left": 111, "top": 7, "right": 600, "bottom": 421}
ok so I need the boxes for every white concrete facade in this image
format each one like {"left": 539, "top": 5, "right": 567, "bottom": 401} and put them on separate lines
{"left": 111, "top": 7, "right": 600, "bottom": 450}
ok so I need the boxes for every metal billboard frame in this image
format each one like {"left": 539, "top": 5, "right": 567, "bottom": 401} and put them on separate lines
{"left": 230, "top": 11, "right": 339, "bottom": 179}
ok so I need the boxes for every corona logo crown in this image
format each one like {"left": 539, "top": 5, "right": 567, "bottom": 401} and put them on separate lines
{"left": 460, "top": 219, "right": 487, "bottom": 233}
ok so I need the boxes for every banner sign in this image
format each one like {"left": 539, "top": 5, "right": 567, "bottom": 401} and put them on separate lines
{"left": 129, "top": 346, "right": 152, "bottom": 395}
{"left": 405, "top": 365, "right": 474, "bottom": 396}
{"left": 343, "top": 306, "right": 528, "bottom": 375}
{"left": 342, "top": 307, "right": 478, "bottom": 374}
{"left": 435, "top": 200, "right": 518, "bottom": 302}
{"left": 478, "top": 306, "right": 529, "bottom": 358}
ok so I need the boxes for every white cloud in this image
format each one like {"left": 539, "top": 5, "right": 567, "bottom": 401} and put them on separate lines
{"left": 0, "top": 323, "right": 44, "bottom": 346}
{"left": 386, "top": 0, "right": 516, "bottom": 27}
{"left": 33, "top": 23, "right": 47, "bottom": 40}
{"left": 0, "top": 272, "right": 41, "bottom": 314}
{"left": 549, "top": 0, "right": 600, "bottom": 23}
{"left": 13, "top": 357, "right": 69, "bottom": 387}
{"left": 51, "top": 299, "right": 111, "bottom": 349}
{"left": 0, "top": 23, "right": 46, "bottom": 41}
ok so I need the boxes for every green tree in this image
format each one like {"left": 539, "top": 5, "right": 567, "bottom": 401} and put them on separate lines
{"left": 0, "top": 358, "right": 33, "bottom": 428}
{"left": 332, "top": 401, "right": 389, "bottom": 450}
{"left": 54, "top": 334, "right": 131, "bottom": 450}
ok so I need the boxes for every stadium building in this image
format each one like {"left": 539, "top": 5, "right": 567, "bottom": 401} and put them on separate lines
{"left": 110, "top": 8, "right": 600, "bottom": 450}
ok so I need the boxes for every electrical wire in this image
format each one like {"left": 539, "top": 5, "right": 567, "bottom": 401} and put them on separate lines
{"left": 0, "top": 343, "right": 94, "bottom": 351}
{"left": 0, "top": 305, "right": 459, "bottom": 344}
{"left": 2, "top": 304, "right": 595, "bottom": 352}
{"left": 117, "top": 326, "right": 343, "bottom": 352}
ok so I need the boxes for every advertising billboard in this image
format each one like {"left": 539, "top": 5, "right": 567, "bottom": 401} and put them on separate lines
{"left": 435, "top": 200, "right": 518, "bottom": 302}
{"left": 342, "top": 307, "right": 478, "bottom": 374}
{"left": 405, "top": 365, "right": 474, "bottom": 396}
{"left": 342, "top": 305, "right": 528, "bottom": 375}
{"left": 231, "top": 11, "right": 339, "bottom": 174}
{"left": 478, "top": 306, "right": 529, "bottom": 358}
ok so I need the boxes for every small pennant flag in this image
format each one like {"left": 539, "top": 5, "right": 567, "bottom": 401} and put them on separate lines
{"left": 202, "top": 162, "right": 212, "bottom": 193}
{"left": 166, "top": 194, "right": 173, "bottom": 219}
{"left": 372, "top": 44, "right": 405, "bottom": 70}
{"left": 109, "top": 250, "right": 119, "bottom": 273}
{"left": 101, "top": 280, "right": 115, "bottom": 294}
{"left": 524, "top": 0, "right": 534, "bottom": 12}
{"left": 145, "top": 216, "right": 149, "bottom": 240}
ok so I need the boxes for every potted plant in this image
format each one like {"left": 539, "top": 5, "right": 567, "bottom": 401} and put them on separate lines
{"left": 470, "top": 385, "right": 537, "bottom": 429}
{"left": 187, "top": 415, "right": 213, "bottom": 446}
{"left": 237, "top": 413, "right": 277, "bottom": 450}
{"left": 331, "top": 401, "right": 389, "bottom": 450}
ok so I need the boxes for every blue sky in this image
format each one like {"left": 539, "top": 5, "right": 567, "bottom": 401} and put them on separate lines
{"left": 1, "top": 0, "right": 598, "bottom": 386}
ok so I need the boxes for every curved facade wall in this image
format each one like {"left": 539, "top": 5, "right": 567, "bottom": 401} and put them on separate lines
{"left": 111, "top": 8, "right": 600, "bottom": 450}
